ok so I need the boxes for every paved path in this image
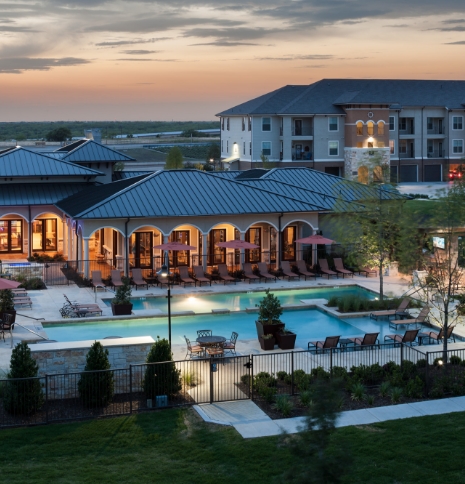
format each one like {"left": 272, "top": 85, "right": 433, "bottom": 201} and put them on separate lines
{"left": 194, "top": 396, "right": 465, "bottom": 438}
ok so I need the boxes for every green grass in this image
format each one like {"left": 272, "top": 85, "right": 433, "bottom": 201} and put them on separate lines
{"left": 2, "top": 408, "right": 465, "bottom": 483}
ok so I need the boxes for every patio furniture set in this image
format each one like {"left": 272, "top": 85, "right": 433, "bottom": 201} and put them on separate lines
{"left": 184, "top": 330, "right": 238, "bottom": 360}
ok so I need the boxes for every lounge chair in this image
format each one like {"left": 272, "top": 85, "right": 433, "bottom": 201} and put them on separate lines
{"left": 257, "top": 263, "right": 277, "bottom": 282}
{"left": 184, "top": 336, "right": 204, "bottom": 359}
{"left": 359, "top": 267, "right": 378, "bottom": 277}
{"left": 295, "top": 260, "right": 316, "bottom": 280}
{"left": 369, "top": 297, "right": 410, "bottom": 321}
{"left": 111, "top": 270, "right": 124, "bottom": 289}
{"left": 384, "top": 329, "right": 419, "bottom": 346}
{"left": 12, "top": 288, "right": 27, "bottom": 296}
{"left": 91, "top": 270, "right": 107, "bottom": 292}
{"left": 418, "top": 325, "right": 456, "bottom": 345}
{"left": 13, "top": 297, "right": 32, "bottom": 308}
{"left": 223, "top": 331, "right": 238, "bottom": 355}
{"left": 217, "top": 264, "right": 236, "bottom": 284}
{"left": 178, "top": 266, "right": 196, "bottom": 287}
{"left": 281, "top": 261, "right": 300, "bottom": 281}
{"left": 131, "top": 268, "right": 149, "bottom": 290}
{"left": 63, "top": 294, "right": 101, "bottom": 311}
{"left": 308, "top": 335, "right": 340, "bottom": 353}
{"left": 348, "top": 332, "right": 380, "bottom": 349}
{"left": 388, "top": 305, "right": 430, "bottom": 330}
{"left": 193, "top": 266, "right": 211, "bottom": 286}
{"left": 318, "top": 259, "right": 338, "bottom": 279}
{"left": 0, "top": 313, "right": 14, "bottom": 342}
{"left": 333, "top": 258, "right": 354, "bottom": 278}
{"left": 243, "top": 263, "right": 260, "bottom": 283}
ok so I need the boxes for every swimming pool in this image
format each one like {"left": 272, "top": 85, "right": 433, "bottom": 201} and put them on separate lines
{"left": 43, "top": 309, "right": 409, "bottom": 347}
{"left": 103, "top": 286, "right": 376, "bottom": 313}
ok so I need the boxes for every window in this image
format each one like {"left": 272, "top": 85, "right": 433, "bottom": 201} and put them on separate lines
{"left": 226, "top": 140, "right": 229, "bottom": 152}
{"left": 378, "top": 141, "right": 385, "bottom": 148}
{"left": 246, "top": 228, "right": 261, "bottom": 263}
{"left": 399, "top": 140, "right": 407, "bottom": 154}
{"left": 262, "top": 141, "right": 271, "bottom": 156}
{"left": 399, "top": 118, "right": 406, "bottom": 131}
{"left": 389, "top": 140, "right": 395, "bottom": 154}
{"left": 32, "top": 218, "right": 57, "bottom": 251}
{"left": 328, "top": 117, "right": 338, "bottom": 131}
{"left": 367, "top": 141, "right": 374, "bottom": 148}
{"left": 389, "top": 116, "right": 395, "bottom": 131}
{"left": 207, "top": 229, "right": 226, "bottom": 265}
{"left": 0, "top": 220, "right": 22, "bottom": 253}
{"left": 242, "top": 117, "right": 245, "bottom": 131}
{"left": 243, "top": 142, "right": 245, "bottom": 155}
{"left": 356, "top": 121, "right": 363, "bottom": 136}
{"left": 367, "top": 121, "right": 374, "bottom": 136}
{"left": 328, "top": 141, "right": 339, "bottom": 156}
{"left": 262, "top": 117, "right": 271, "bottom": 131}
{"left": 453, "top": 139, "right": 464, "bottom": 154}
{"left": 248, "top": 117, "right": 251, "bottom": 131}
{"left": 221, "top": 140, "right": 223, "bottom": 152}
{"left": 377, "top": 121, "right": 384, "bottom": 135}
{"left": 227, "top": 118, "right": 230, "bottom": 130}
{"left": 427, "top": 117, "right": 433, "bottom": 130}
{"left": 282, "top": 226, "right": 296, "bottom": 261}
{"left": 356, "top": 142, "right": 363, "bottom": 148}
{"left": 249, "top": 142, "right": 252, "bottom": 155}
{"left": 221, "top": 118, "right": 224, "bottom": 130}
{"left": 169, "top": 231, "right": 190, "bottom": 266}
{"left": 453, "top": 116, "right": 463, "bottom": 130}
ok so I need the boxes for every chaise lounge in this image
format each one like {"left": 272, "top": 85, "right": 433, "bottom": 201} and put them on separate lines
{"left": 369, "top": 297, "right": 410, "bottom": 321}
{"left": 308, "top": 335, "right": 340, "bottom": 353}
{"left": 193, "top": 266, "right": 211, "bottom": 286}
{"left": 295, "top": 260, "right": 316, "bottom": 280}
{"left": 131, "top": 268, "right": 149, "bottom": 290}
{"left": 281, "top": 261, "right": 300, "bottom": 281}
{"left": 243, "top": 263, "right": 260, "bottom": 283}
{"left": 257, "top": 263, "right": 277, "bottom": 282}
{"left": 318, "top": 259, "right": 338, "bottom": 279}
{"left": 333, "top": 258, "right": 354, "bottom": 278}
{"left": 178, "top": 266, "right": 196, "bottom": 287}
{"left": 388, "top": 305, "right": 430, "bottom": 330}
{"left": 384, "top": 329, "right": 419, "bottom": 346}
{"left": 91, "top": 270, "right": 107, "bottom": 292}
{"left": 217, "top": 264, "right": 236, "bottom": 284}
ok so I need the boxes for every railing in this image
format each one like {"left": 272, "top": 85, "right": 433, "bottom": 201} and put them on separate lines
{"left": 399, "top": 151, "right": 415, "bottom": 159}
{"left": 427, "top": 150, "right": 445, "bottom": 158}
{"left": 427, "top": 128, "right": 445, "bottom": 135}
{"left": 291, "top": 127, "right": 313, "bottom": 137}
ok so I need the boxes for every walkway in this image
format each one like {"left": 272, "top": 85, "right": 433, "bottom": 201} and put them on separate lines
{"left": 194, "top": 396, "right": 465, "bottom": 438}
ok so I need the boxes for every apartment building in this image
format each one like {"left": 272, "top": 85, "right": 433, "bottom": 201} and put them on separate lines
{"left": 217, "top": 79, "right": 465, "bottom": 182}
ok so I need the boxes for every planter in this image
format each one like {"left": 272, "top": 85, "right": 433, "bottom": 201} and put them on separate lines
{"left": 111, "top": 303, "right": 133, "bottom": 316}
{"left": 276, "top": 331, "right": 296, "bottom": 350}
{"left": 255, "top": 321, "right": 285, "bottom": 340}
{"left": 259, "top": 336, "right": 276, "bottom": 351}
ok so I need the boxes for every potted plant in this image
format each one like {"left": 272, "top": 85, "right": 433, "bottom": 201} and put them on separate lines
{"left": 0, "top": 289, "right": 16, "bottom": 324}
{"left": 276, "top": 328, "right": 297, "bottom": 350}
{"left": 259, "top": 333, "right": 276, "bottom": 351}
{"left": 111, "top": 277, "right": 133, "bottom": 316}
{"left": 255, "top": 289, "right": 284, "bottom": 340}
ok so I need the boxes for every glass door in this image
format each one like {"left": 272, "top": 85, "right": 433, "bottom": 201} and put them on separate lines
{"left": 270, "top": 227, "right": 277, "bottom": 263}
{"left": 130, "top": 232, "right": 153, "bottom": 268}
{"left": 246, "top": 228, "right": 261, "bottom": 263}
{"left": 32, "top": 219, "right": 57, "bottom": 251}
{"left": 0, "top": 220, "right": 23, "bottom": 253}
{"left": 170, "top": 231, "right": 190, "bottom": 266}
{"left": 207, "top": 229, "right": 226, "bottom": 265}
{"left": 282, "top": 226, "right": 296, "bottom": 261}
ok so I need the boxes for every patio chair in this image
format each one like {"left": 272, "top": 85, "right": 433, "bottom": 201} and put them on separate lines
{"left": 257, "top": 263, "right": 277, "bottom": 282}
{"left": 178, "top": 266, "right": 196, "bottom": 287}
{"left": 206, "top": 342, "right": 224, "bottom": 359}
{"left": 348, "top": 332, "right": 380, "bottom": 349}
{"left": 0, "top": 313, "right": 14, "bottom": 342}
{"left": 333, "top": 258, "right": 354, "bottom": 278}
{"left": 418, "top": 325, "right": 456, "bottom": 345}
{"left": 295, "top": 260, "right": 316, "bottom": 280}
{"left": 63, "top": 294, "right": 101, "bottom": 311}
{"left": 308, "top": 335, "right": 340, "bottom": 353}
{"left": 197, "top": 329, "right": 212, "bottom": 338}
{"left": 184, "top": 336, "right": 204, "bottom": 359}
{"left": 193, "top": 265, "right": 211, "bottom": 286}
{"left": 223, "top": 331, "right": 238, "bottom": 355}
{"left": 218, "top": 264, "right": 236, "bottom": 284}
{"left": 318, "top": 259, "right": 338, "bottom": 279}
{"left": 359, "top": 267, "right": 378, "bottom": 277}
{"left": 13, "top": 297, "right": 32, "bottom": 308}
{"left": 370, "top": 297, "right": 410, "bottom": 321}
{"left": 384, "top": 328, "right": 420, "bottom": 346}
{"left": 388, "top": 305, "right": 430, "bottom": 330}
{"left": 91, "top": 270, "right": 107, "bottom": 292}
{"left": 131, "top": 268, "right": 149, "bottom": 290}
{"left": 281, "top": 261, "right": 301, "bottom": 281}
{"left": 243, "top": 263, "right": 260, "bottom": 283}
{"left": 111, "top": 270, "right": 124, "bottom": 289}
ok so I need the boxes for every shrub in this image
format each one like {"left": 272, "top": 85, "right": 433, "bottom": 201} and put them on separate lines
{"left": 404, "top": 376, "right": 425, "bottom": 398}
{"left": 389, "top": 387, "right": 403, "bottom": 403}
{"left": 19, "top": 277, "right": 46, "bottom": 290}
{"left": 182, "top": 371, "right": 197, "bottom": 387}
{"left": 299, "top": 390, "right": 314, "bottom": 408}
{"left": 351, "top": 382, "right": 367, "bottom": 401}
{"left": 416, "top": 359, "right": 427, "bottom": 368}
{"left": 276, "top": 370, "right": 287, "bottom": 381}
{"left": 364, "top": 394, "right": 375, "bottom": 405}
{"left": 143, "top": 337, "right": 181, "bottom": 399}
{"left": 383, "top": 361, "right": 399, "bottom": 375}
{"left": 256, "top": 289, "right": 283, "bottom": 324}
{"left": 273, "top": 395, "right": 294, "bottom": 417}
{"left": 112, "top": 277, "right": 132, "bottom": 305}
{"left": 401, "top": 360, "right": 417, "bottom": 379}
{"left": 379, "top": 381, "right": 391, "bottom": 397}
{"left": 78, "top": 341, "right": 114, "bottom": 408}
{"left": 351, "top": 364, "right": 384, "bottom": 385}
{"left": 311, "top": 366, "right": 330, "bottom": 380}
{"left": 240, "top": 374, "right": 251, "bottom": 387}
{"left": 332, "top": 366, "right": 349, "bottom": 380}
{"left": 3, "top": 342, "right": 44, "bottom": 415}
{"left": 433, "top": 357, "right": 445, "bottom": 367}
{"left": 450, "top": 355, "right": 462, "bottom": 365}
{"left": 326, "top": 295, "right": 340, "bottom": 307}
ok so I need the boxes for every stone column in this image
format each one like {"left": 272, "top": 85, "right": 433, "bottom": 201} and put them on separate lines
{"left": 240, "top": 232, "right": 246, "bottom": 266}
{"left": 202, "top": 234, "right": 208, "bottom": 271}
{"left": 83, "top": 237, "right": 90, "bottom": 278}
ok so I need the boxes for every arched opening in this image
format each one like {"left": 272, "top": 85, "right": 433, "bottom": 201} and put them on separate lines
{"left": 367, "top": 121, "right": 374, "bottom": 136}
{"left": 356, "top": 121, "right": 364, "bottom": 136}
{"left": 358, "top": 166, "right": 369, "bottom": 184}
{"left": 377, "top": 121, "right": 385, "bottom": 136}
{"left": 373, "top": 165, "right": 384, "bottom": 183}
{"left": 0, "top": 216, "right": 26, "bottom": 255}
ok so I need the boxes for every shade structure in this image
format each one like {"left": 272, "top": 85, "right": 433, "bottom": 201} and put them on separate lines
{"left": 153, "top": 242, "right": 196, "bottom": 251}
{"left": 216, "top": 240, "right": 259, "bottom": 249}
{"left": 295, "top": 235, "right": 335, "bottom": 245}
{"left": 0, "top": 278, "right": 21, "bottom": 290}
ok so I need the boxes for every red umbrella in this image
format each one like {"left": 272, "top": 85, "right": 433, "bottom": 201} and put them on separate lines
{"left": 295, "top": 235, "right": 335, "bottom": 245}
{"left": 153, "top": 242, "right": 197, "bottom": 251}
{"left": 0, "top": 278, "right": 21, "bottom": 290}
{"left": 216, "top": 240, "right": 259, "bottom": 249}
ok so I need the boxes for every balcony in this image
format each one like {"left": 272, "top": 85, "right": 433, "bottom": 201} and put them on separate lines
{"left": 399, "top": 151, "right": 415, "bottom": 159}
{"left": 427, "top": 127, "right": 445, "bottom": 135}
{"left": 291, "top": 127, "right": 313, "bottom": 136}
{"left": 427, "top": 150, "right": 445, "bottom": 158}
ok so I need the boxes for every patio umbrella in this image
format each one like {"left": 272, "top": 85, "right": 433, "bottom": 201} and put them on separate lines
{"left": 216, "top": 240, "right": 259, "bottom": 249}
{"left": 295, "top": 235, "right": 335, "bottom": 245}
{"left": 153, "top": 241, "right": 197, "bottom": 251}
{"left": 0, "top": 278, "right": 21, "bottom": 290}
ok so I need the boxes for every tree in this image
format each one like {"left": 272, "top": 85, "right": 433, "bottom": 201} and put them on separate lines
{"left": 78, "top": 341, "right": 114, "bottom": 407}
{"left": 45, "top": 127, "right": 72, "bottom": 142}
{"left": 4, "top": 342, "right": 44, "bottom": 415}
{"left": 143, "top": 337, "right": 181, "bottom": 399}
{"left": 181, "top": 129, "right": 201, "bottom": 138}
{"left": 206, "top": 143, "right": 220, "bottom": 164}
{"left": 165, "top": 146, "right": 184, "bottom": 169}
{"left": 260, "top": 151, "right": 276, "bottom": 169}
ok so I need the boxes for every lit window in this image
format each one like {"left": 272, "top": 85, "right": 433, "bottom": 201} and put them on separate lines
{"left": 453, "top": 139, "right": 463, "bottom": 154}
{"left": 356, "top": 142, "right": 363, "bottom": 148}
{"left": 378, "top": 141, "right": 385, "bottom": 148}
{"left": 377, "top": 122, "right": 384, "bottom": 135}
{"left": 262, "top": 117, "right": 271, "bottom": 131}
{"left": 389, "top": 140, "right": 395, "bottom": 154}
{"left": 356, "top": 122, "right": 363, "bottom": 136}
{"left": 453, "top": 116, "right": 463, "bottom": 130}
{"left": 368, "top": 142, "right": 374, "bottom": 148}
{"left": 328, "top": 117, "right": 338, "bottom": 131}
{"left": 389, "top": 116, "right": 395, "bottom": 131}
{"left": 367, "top": 121, "right": 374, "bottom": 136}
{"left": 329, "top": 141, "right": 338, "bottom": 156}
{"left": 262, "top": 141, "right": 271, "bottom": 156}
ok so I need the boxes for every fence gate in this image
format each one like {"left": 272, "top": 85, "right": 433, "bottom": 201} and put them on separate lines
{"left": 208, "top": 355, "right": 251, "bottom": 403}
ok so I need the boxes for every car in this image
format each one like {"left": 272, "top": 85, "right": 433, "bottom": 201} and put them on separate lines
{"left": 448, "top": 169, "right": 463, "bottom": 180}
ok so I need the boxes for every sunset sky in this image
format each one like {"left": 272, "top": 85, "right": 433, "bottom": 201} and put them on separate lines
{"left": 1, "top": 0, "right": 465, "bottom": 121}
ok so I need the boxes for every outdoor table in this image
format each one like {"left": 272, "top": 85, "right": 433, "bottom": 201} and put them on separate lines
{"left": 0, "top": 274, "right": 12, "bottom": 280}
{"left": 339, "top": 338, "right": 354, "bottom": 351}
{"left": 196, "top": 335, "right": 226, "bottom": 347}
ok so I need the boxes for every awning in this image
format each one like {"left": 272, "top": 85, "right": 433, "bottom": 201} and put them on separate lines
{"left": 221, "top": 156, "right": 240, "bottom": 163}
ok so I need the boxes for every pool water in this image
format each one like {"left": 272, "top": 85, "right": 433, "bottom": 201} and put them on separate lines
{"left": 44, "top": 309, "right": 412, "bottom": 347}
{"left": 103, "top": 286, "right": 375, "bottom": 313}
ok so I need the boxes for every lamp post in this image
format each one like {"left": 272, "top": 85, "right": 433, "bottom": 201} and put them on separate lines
{"left": 158, "top": 251, "right": 172, "bottom": 347}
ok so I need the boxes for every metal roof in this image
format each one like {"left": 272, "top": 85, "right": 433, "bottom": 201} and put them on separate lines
{"left": 55, "top": 170, "right": 323, "bottom": 219}
{"left": 113, "top": 171, "right": 154, "bottom": 181}
{"left": 0, "top": 183, "right": 95, "bottom": 205}
{"left": 217, "top": 79, "right": 465, "bottom": 116}
{"left": 59, "top": 140, "right": 136, "bottom": 163}
{"left": 0, "top": 147, "right": 103, "bottom": 177}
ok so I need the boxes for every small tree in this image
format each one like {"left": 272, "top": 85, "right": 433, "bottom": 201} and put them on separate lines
{"left": 3, "top": 342, "right": 44, "bottom": 415}
{"left": 112, "top": 277, "right": 132, "bottom": 305}
{"left": 46, "top": 127, "right": 72, "bottom": 142}
{"left": 78, "top": 341, "right": 114, "bottom": 408}
{"left": 256, "top": 289, "right": 283, "bottom": 323}
{"left": 143, "top": 337, "right": 181, "bottom": 399}
{"left": 260, "top": 151, "right": 276, "bottom": 169}
{"left": 0, "top": 289, "right": 15, "bottom": 313}
{"left": 206, "top": 142, "right": 220, "bottom": 164}
{"left": 165, "top": 147, "right": 184, "bottom": 169}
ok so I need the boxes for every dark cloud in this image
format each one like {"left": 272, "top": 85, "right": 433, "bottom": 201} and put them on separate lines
{"left": 190, "top": 41, "right": 259, "bottom": 46}
{"left": 444, "top": 40, "right": 465, "bottom": 44}
{"left": 115, "top": 58, "right": 178, "bottom": 62}
{"left": 442, "top": 19, "right": 465, "bottom": 24}
{"left": 120, "top": 50, "right": 159, "bottom": 54}
{"left": 0, "top": 25, "right": 39, "bottom": 32}
{"left": 95, "top": 38, "right": 168, "bottom": 47}
{"left": 256, "top": 54, "right": 334, "bottom": 61}
{"left": 436, "top": 26, "right": 465, "bottom": 31}
{"left": 183, "top": 27, "right": 283, "bottom": 41}
{"left": 0, "top": 57, "right": 90, "bottom": 74}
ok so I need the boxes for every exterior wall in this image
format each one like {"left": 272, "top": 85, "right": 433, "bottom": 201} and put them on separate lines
{"left": 448, "top": 109, "right": 465, "bottom": 163}
{"left": 344, "top": 108, "right": 390, "bottom": 148}
{"left": 344, "top": 148, "right": 390, "bottom": 181}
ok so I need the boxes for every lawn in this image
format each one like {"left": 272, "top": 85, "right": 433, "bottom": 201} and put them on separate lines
{"left": 2, "top": 408, "right": 465, "bottom": 483}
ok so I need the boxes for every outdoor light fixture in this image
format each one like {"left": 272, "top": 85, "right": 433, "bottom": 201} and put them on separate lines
{"left": 157, "top": 253, "right": 172, "bottom": 347}
{"left": 368, "top": 137, "right": 374, "bottom": 143}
